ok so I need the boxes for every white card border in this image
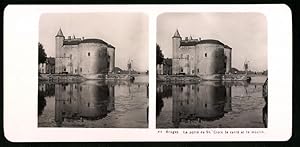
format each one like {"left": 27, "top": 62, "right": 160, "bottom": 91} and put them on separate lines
{"left": 3, "top": 4, "right": 292, "bottom": 142}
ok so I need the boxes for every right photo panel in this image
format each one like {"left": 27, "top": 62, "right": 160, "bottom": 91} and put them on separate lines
{"left": 156, "top": 13, "right": 268, "bottom": 128}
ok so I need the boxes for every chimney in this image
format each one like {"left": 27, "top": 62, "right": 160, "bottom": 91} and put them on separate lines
{"left": 199, "top": 37, "right": 201, "bottom": 41}
{"left": 185, "top": 37, "right": 188, "bottom": 41}
{"left": 68, "top": 36, "right": 71, "bottom": 40}
{"left": 72, "top": 35, "right": 75, "bottom": 39}
{"left": 82, "top": 37, "right": 85, "bottom": 40}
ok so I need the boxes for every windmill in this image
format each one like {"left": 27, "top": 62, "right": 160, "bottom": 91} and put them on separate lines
{"left": 127, "top": 58, "right": 135, "bottom": 82}
{"left": 244, "top": 59, "right": 250, "bottom": 75}
{"left": 243, "top": 59, "right": 251, "bottom": 82}
{"left": 127, "top": 59, "right": 133, "bottom": 74}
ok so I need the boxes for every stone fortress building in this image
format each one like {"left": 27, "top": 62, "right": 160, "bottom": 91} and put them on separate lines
{"left": 55, "top": 28, "right": 115, "bottom": 76}
{"left": 172, "top": 29, "right": 232, "bottom": 79}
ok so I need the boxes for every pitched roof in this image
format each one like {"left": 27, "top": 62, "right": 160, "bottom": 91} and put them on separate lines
{"left": 46, "top": 57, "right": 55, "bottom": 65}
{"left": 180, "top": 40, "right": 198, "bottom": 46}
{"left": 179, "top": 39, "right": 225, "bottom": 47}
{"left": 198, "top": 39, "right": 224, "bottom": 46}
{"left": 63, "top": 38, "right": 113, "bottom": 47}
{"left": 172, "top": 29, "right": 181, "bottom": 38}
{"left": 56, "top": 28, "right": 64, "bottom": 37}
{"left": 81, "top": 38, "right": 109, "bottom": 45}
{"left": 63, "top": 40, "right": 81, "bottom": 45}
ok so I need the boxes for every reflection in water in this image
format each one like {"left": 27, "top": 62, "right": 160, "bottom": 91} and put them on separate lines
{"left": 54, "top": 81, "right": 114, "bottom": 126}
{"left": 38, "top": 79, "right": 148, "bottom": 128}
{"left": 156, "top": 85, "right": 172, "bottom": 116}
{"left": 172, "top": 82, "right": 228, "bottom": 128}
{"left": 38, "top": 84, "right": 55, "bottom": 116}
{"left": 157, "top": 79, "right": 267, "bottom": 128}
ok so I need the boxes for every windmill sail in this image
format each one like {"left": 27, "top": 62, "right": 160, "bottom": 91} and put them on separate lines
{"left": 244, "top": 60, "right": 249, "bottom": 74}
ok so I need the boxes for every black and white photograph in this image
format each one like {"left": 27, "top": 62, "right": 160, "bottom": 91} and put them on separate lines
{"left": 38, "top": 13, "right": 149, "bottom": 128}
{"left": 156, "top": 13, "right": 268, "bottom": 128}
{"left": 4, "top": 5, "right": 292, "bottom": 141}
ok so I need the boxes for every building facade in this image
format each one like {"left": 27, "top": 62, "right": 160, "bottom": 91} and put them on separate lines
{"left": 55, "top": 28, "right": 115, "bottom": 75}
{"left": 39, "top": 57, "right": 55, "bottom": 74}
{"left": 157, "top": 58, "right": 172, "bottom": 75}
{"left": 172, "top": 29, "right": 232, "bottom": 77}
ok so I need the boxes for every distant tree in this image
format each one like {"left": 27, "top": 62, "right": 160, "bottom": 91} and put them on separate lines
{"left": 156, "top": 44, "right": 164, "bottom": 65}
{"left": 39, "top": 42, "right": 47, "bottom": 64}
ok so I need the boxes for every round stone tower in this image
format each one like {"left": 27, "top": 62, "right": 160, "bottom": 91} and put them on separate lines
{"left": 172, "top": 29, "right": 182, "bottom": 75}
{"left": 195, "top": 39, "right": 226, "bottom": 79}
{"left": 55, "top": 28, "right": 65, "bottom": 58}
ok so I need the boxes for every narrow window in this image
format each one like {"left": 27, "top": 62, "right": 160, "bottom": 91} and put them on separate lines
{"left": 80, "top": 68, "right": 82, "bottom": 72}
{"left": 181, "top": 87, "right": 183, "bottom": 91}
{"left": 204, "top": 53, "right": 207, "bottom": 57}
{"left": 64, "top": 86, "right": 66, "bottom": 91}
{"left": 88, "top": 52, "right": 90, "bottom": 56}
{"left": 75, "top": 69, "right": 77, "bottom": 73}
{"left": 180, "top": 68, "right": 183, "bottom": 72}
{"left": 64, "top": 53, "right": 66, "bottom": 57}
{"left": 70, "top": 54, "right": 72, "bottom": 59}
{"left": 192, "top": 70, "right": 194, "bottom": 74}
{"left": 64, "top": 67, "right": 66, "bottom": 72}
{"left": 197, "top": 69, "right": 199, "bottom": 73}
{"left": 187, "top": 55, "right": 189, "bottom": 60}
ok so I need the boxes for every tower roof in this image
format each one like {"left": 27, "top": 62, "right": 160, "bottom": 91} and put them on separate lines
{"left": 224, "top": 45, "right": 232, "bottom": 49}
{"left": 56, "top": 28, "right": 64, "bottom": 37}
{"left": 172, "top": 29, "right": 181, "bottom": 38}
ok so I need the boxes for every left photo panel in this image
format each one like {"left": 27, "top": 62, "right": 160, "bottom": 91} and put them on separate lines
{"left": 38, "top": 13, "right": 149, "bottom": 128}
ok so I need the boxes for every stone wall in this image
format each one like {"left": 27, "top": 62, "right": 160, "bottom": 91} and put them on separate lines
{"left": 79, "top": 43, "right": 108, "bottom": 75}
{"left": 107, "top": 47, "right": 115, "bottom": 73}
{"left": 172, "top": 37, "right": 181, "bottom": 74}
{"left": 195, "top": 43, "right": 225, "bottom": 76}
{"left": 224, "top": 47, "right": 232, "bottom": 73}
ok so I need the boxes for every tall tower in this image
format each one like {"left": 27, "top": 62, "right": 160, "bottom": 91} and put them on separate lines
{"left": 172, "top": 29, "right": 181, "bottom": 74}
{"left": 55, "top": 28, "right": 65, "bottom": 58}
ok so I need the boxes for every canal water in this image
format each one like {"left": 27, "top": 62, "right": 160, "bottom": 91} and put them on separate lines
{"left": 38, "top": 75, "right": 148, "bottom": 128}
{"left": 156, "top": 76, "right": 267, "bottom": 128}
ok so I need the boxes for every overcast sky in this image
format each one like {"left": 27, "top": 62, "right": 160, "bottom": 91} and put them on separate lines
{"left": 39, "top": 13, "right": 148, "bottom": 71}
{"left": 157, "top": 13, "right": 267, "bottom": 71}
